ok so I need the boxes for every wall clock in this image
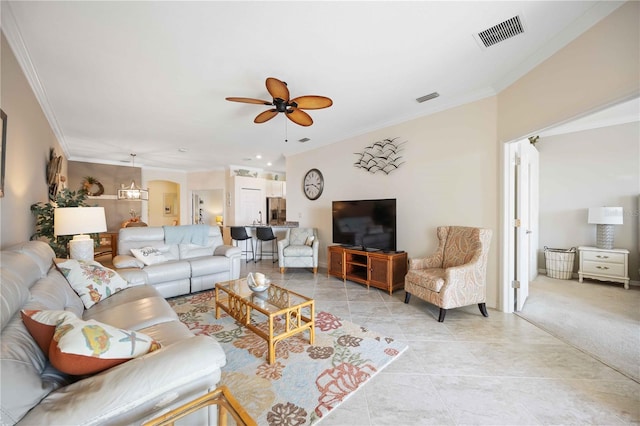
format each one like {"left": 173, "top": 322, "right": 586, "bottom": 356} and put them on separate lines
{"left": 303, "top": 168, "right": 324, "bottom": 200}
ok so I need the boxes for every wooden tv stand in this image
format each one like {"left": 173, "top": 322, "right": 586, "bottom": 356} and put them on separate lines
{"left": 327, "top": 245, "right": 408, "bottom": 295}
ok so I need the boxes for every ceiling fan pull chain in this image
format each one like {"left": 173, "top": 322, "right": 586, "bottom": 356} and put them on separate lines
{"left": 284, "top": 116, "right": 288, "bottom": 143}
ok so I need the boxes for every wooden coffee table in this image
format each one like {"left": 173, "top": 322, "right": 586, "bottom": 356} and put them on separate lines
{"left": 215, "top": 278, "right": 315, "bottom": 364}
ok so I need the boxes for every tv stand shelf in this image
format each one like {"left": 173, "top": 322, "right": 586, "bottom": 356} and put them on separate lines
{"left": 328, "top": 245, "right": 408, "bottom": 295}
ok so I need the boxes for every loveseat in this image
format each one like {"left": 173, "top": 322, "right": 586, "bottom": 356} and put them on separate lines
{"left": 114, "top": 225, "right": 241, "bottom": 298}
{"left": 0, "top": 240, "right": 226, "bottom": 425}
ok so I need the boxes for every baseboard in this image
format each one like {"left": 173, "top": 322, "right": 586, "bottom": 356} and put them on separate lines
{"left": 538, "top": 269, "right": 639, "bottom": 287}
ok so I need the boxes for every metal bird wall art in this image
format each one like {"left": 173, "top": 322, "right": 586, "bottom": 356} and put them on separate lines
{"left": 353, "top": 137, "right": 406, "bottom": 175}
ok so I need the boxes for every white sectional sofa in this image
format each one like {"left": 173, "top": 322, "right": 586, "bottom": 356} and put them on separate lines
{"left": 0, "top": 240, "right": 226, "bottom": 425}
{"left": 114, "top": 225, "right": 241, "bottom": 298}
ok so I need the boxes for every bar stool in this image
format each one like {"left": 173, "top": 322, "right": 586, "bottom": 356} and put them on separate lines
{"left": 230, "top": 226, "right": 254, "bottom": 263}
{"left": 255, "top": 226, "right": 278, "bottom": 263}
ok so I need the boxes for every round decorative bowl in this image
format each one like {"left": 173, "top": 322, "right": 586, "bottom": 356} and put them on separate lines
{"left": 247, "top": 272, "right": 270, "bottom": 292}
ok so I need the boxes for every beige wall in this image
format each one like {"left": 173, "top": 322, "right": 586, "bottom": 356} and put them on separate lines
{"left": 287, "top": 97, "right": 500, "bottom": 306}
{"left": 538, "top": 122, "right": 639, "bottom": 280}
{"left": 68, "top": 160, "right": 143, "bottom": 231}
{"left": 0, "top": 34, "right": 67, "bottom": 248}
{"left": 148, "top": 180, "right": 180, "bottom": 226}
{"left": 498, "top": 1, "right": 639, "bottom": 143}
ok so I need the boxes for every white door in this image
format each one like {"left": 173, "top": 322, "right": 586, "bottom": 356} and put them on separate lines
{"left": 513, "top": 139, "right": 540, "bottom": 311}
{"left": 239, "top": 188, "right": 262, "bottom": 226}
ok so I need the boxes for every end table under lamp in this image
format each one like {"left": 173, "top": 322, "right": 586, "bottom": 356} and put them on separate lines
{"left": 54, "top": 207, "right": 107, "bottom": 261}
{"left": 588, "top": 206, "right": 623, "bottom": 249}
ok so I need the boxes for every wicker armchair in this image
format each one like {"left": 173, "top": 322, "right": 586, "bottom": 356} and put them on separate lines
{"left": 404, "top": 226, "right": 492, "bottom": 322}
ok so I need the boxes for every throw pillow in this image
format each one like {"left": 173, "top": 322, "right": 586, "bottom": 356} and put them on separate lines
{"left": 21, "top": 309, "right": 75, "bottom": 354}
{"left": 49, "top": 313, "right": 161, "bottom": 375}
{"left": 56, "top": 259, "right": 129, "bottom": 309}
{"left": 304, "top": 235, "right": 315, "bottom": 246}
{"left": 130, "top": 247, "right": 166, "bottom": 266}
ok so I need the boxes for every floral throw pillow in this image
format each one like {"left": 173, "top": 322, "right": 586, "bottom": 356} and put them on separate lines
{"left": 21, "top": 309, "right": 75, "bottom": 354}
{"left": 56, "top": 259, "right": 129, "bottom": 309}
{"left": 47, "top": 311, "right": 161, "bottom": 375}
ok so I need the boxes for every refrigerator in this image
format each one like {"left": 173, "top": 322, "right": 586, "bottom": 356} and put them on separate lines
{"left": 266, "top": 197, "right": 287, "bottom": 225}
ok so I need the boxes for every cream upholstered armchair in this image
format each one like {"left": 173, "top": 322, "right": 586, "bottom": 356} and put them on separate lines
{"left": 278, "top": 227, "right": 319, "bottom": 274}
{"left": 404, "top": 226, "right": 492, "bottom": 322}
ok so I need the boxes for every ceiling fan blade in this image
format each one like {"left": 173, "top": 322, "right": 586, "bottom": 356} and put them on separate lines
{"left": 286, "top": 108, "right": 313, "bottom": 126}
{"left": 226, "top": 97, "right": 272, "bottom": 105}
{"left": 291, "top": 95, "right": 333, "bottom": 110}
{"left": 254, "top": 109, "right": 279, "bottom": 124}
{"left": 266, "top": 77, "right": 290, "bottom": 102}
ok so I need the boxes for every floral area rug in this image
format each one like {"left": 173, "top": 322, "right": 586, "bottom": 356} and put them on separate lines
{"left": 168, "top": 291, "right": 408, "bottom": 425}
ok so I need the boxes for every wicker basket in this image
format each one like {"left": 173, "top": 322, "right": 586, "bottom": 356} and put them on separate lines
{"left": 544, "top": 246, "right": 576, "bottom": 280}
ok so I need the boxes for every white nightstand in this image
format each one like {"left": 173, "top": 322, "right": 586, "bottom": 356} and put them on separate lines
{"left": 578, "top": 246, "right": 630, "bottom": 289}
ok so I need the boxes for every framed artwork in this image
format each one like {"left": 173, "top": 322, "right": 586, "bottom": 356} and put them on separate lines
{"left": 163, "top": 193, "right": 177, "bottom": 216}
{"left": 0, "top": 109, "right": 6, "bottom": 198}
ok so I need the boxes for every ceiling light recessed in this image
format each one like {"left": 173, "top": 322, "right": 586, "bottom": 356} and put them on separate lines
{"left": 416, "top": 92, "right": 440, "bottom": 103}
{"left": 267, "top": 162, "right": 272, "bottom": 166}
{"left": 298, "top": 137, "right": 311, "bottom": 143}
{"left": 256, "top": 154, "right": 262, "bottom": 159}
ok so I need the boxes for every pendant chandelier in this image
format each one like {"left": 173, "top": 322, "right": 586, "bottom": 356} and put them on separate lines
{"left": 117, "top": 153, "right": 149, "bottom": 200}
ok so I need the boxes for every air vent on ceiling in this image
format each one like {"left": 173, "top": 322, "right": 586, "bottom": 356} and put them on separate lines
{"left": 476, "top": 15, "right": 524, "bottom": 48}
{"left": 416, "top": 92, "right": 440, "bottom": 103}
{"left": 298, "top": 137, "right": 310, "bottom": 143}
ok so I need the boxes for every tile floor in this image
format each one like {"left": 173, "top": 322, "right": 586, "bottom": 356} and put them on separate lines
{"left": 241, "top": 259, "right": 640, "bottom": 425}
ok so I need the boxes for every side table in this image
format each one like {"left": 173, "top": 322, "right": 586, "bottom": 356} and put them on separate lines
{"left": 577, "top": 246, "right": 630, "bottom": 289}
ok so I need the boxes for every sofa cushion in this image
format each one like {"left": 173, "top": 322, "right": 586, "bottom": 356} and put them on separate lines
{"left": 289, "top": 228, "right": 314, "bottom": 246}
{"left": 49, "top": 312, "right": 161, "bottom": 375}
{"left": 283, "top": 244, "right": 313, "bottom": 257}
{"left": 179, "top": 243, "right": 215, "bottom": 260}
{"left": 0, "top": 252, "right": 43, "bottom": 331}
{"left": 113, "top": 254, "right": 145, "bottom": 269}
{"left": 405, "top": 268, "right": 446, "bottom": 292}
{"left": 189, "top": 256, "right": 230, "bottom": 277}
{"left": 143, "top": 260, "right": 192, "bottom": 285}
{"left": 57, "top": 259, "right": 129, "bottom": 309}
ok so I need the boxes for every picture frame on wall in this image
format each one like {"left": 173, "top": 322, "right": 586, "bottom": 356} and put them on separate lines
{"left": 0, "top": 109, "right": 7, "bottom": 198}
{"left": 163, "top": 193, "right": 177, "bottom": 216}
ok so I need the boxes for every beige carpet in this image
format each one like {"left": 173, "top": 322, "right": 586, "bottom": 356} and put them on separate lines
{"left": 517, "top": 275, "right": 639, "bottom": 383}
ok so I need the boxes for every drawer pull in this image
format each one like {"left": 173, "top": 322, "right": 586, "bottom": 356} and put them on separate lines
{"left": 596, "top": 255, "right": 609, "bottom": 259}
{"left": 596, "top": 266, "right": 610, "bottom": 270}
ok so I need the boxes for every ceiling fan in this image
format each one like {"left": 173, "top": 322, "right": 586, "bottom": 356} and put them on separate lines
{"left": 226, "top": 77, "right": 332, "bottom": 127}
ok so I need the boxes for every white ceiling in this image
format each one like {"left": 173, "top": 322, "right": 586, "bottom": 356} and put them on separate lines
{"left": 2, "top": 1, "right": 625, "bottom": 172}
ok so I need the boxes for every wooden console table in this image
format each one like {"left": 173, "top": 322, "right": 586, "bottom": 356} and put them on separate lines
{"left": 328, "top": 245, "right": 407, "bottom": 295}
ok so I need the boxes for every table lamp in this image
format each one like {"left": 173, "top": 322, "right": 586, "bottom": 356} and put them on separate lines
{"left": 54, "top": 207, "right": 107, "bottom": 260}
{"left": 588, "top": 207, "right": 623, "bottom": 249}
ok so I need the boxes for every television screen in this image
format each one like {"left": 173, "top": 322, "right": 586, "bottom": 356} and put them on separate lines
{"left": 332, "top": 199, "right": 396, "bottom": 251}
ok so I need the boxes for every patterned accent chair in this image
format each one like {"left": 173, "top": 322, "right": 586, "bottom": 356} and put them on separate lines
{"left": 404, "top": 226, "right": 492, "bottom": 322}
{"left": 277, "top": 228, "right": 319, "bottom": 274}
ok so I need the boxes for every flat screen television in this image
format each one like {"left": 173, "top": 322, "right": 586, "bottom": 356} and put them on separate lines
{"left": 332, "top": 199, "right": 396, "bottom": 251}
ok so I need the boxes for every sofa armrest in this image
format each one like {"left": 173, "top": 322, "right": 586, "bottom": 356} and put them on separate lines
{"left": 214, "top": 244, "right": 241, "bottom": 258}
{"left": 19, "top": 336, "right": 226, "bottom": 426}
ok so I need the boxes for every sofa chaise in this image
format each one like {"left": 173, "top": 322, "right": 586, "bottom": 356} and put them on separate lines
{"left": 114, "top": 225, "right": 241, "bottom": 298}
{"left": 0, "top": 240, "right": 226, "bottom": 425}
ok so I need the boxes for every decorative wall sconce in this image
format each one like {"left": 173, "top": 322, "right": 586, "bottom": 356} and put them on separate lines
{"left": 354, "top": 137, "right": 406, "bottom": 175}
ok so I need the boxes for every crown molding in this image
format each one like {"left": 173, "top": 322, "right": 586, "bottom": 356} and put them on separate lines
{"left": 1, "top": 2, "right": 70, "bottom": 158}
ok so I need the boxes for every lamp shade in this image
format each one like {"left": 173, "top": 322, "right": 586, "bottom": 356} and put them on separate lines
{"left": 587, "top": 207, "right": 623, "bottom": 225}
{"left": 54, "top": 207, "right": 107, "bottom": 236}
